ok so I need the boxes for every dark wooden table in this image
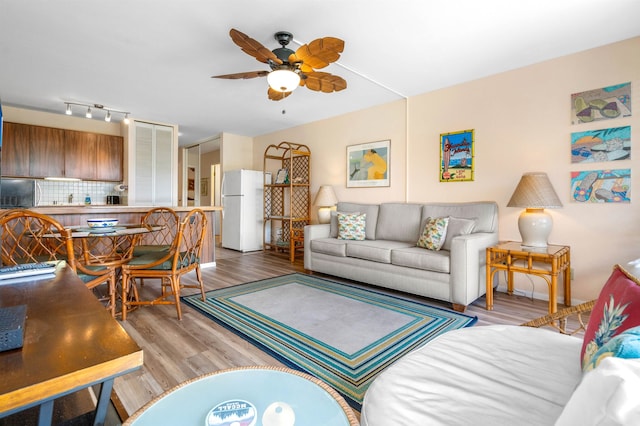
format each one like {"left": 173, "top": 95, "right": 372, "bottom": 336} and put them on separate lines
{"left": 0, "top": 265, "right": 143, "bottom": 425}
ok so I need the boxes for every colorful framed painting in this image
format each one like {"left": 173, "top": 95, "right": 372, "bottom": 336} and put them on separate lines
{"left": 571, "top": 169, "right": 631, "bottom": 203}
{"left": 440, "top": 129, "right": 474, "bottom": 182}
{"left": 347, "top": 140, "right": 390, "bottom": 188}
{"left": 571, "top": 82, "right": 631, "bottom": 125}
{"left": 571, "top": 126, "right": 631, "bottom": 163}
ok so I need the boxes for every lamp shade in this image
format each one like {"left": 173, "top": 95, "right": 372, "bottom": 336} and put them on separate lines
{"left": 507, "top": 172, "right": 562, "bottom": 248}
{"left": 507, "top": 172, "right": 562, "bottom": 208}
{"left": 314, "top": 186, "right": 338, "bottom": 225}
{"left": 314, "top": 185, "right": 338, "bottom": 207}
{"left": 267, "top": 69, "right": 301, "bottom": 92}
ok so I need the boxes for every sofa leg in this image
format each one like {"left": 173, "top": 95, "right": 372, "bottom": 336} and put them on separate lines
{"left": 452, "top": 303, "right": 467, "bottom": 313}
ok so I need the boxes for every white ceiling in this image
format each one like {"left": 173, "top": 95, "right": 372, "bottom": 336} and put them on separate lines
{"left": 2, "top": 0, "right": 639, "bottom": 148}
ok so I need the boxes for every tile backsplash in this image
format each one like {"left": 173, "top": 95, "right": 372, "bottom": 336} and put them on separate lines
{"left": 38, "top": 180, "right": 124, "bottom": 206}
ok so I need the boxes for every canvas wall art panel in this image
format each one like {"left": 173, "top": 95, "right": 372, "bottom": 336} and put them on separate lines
{"left": 571, "top": 82, "right": 631, "bottom": 125}
{"left": 571, "top": 169, "right": 630, "bottom": 203}
{"left": 571, "top": 126, "right": 631, "bottom": 163}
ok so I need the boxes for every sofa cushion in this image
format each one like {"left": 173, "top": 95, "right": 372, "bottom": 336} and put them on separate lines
{"left": 310, "top": 238, "right": 348, "bottom": 257}
{"left": 581, "top": 265, "right": 640, "bottom": 370}
{"left": 555, "top": 357, "right": 640, "bottom": 426}
{"left": 442, "top": 217, "right": 477, "bottom": 251}
{"left": 345, "top": 240, "right": 414, "bottom": 263}
{"left": 422, "top": 202, "right": 498, "bottom": 233}
{"left": 416, "top": 216, "right": 449, "bottom": 251}
{"left": 376, "top": 203, "right": 423, "bottom": 243}
{"left": 334, "top": 202, "right": 379, "bottom": 240}
{"left": 391, "top": 246, "right": 450, "bottom": 273}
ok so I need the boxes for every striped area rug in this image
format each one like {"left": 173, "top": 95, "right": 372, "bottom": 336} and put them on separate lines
{"left": 182, "top": 273, "right": 476, "bottom": 410}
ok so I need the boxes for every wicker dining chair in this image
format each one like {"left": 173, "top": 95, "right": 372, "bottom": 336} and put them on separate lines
{"left": 0, "top": 209, "right": 118, "bottom": 317}
{"left": 121, "top": 208, "right": 207, "bottom": 320}
{"left": 131, "top": 207, "right": 180, "bottom": 257}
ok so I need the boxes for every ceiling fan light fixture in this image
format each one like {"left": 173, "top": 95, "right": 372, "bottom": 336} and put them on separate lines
{"left": 267, "top": 69, "right": 300, "bottom": 93}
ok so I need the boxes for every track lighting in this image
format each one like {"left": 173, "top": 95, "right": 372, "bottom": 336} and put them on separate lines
{"left": 64, "top": 102, "right": 131, "bottom": 123}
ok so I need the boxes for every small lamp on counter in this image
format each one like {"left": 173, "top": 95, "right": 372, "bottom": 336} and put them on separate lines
{"left": 507, "top": 172, "right": 563, "bottom": 248}
{"left": 314, "top": 185, "right": 338, "bottom": 224}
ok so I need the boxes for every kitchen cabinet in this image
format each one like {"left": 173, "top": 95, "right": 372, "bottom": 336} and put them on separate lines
{"left": 64, "top": 129, "right": 97, "bottom": 179}
{"left": 1, "top": 122, "right": 123, "bottom": 181}
{"left": 63, "top": 130, "right": 123, "bottom": 181}
{"left": 124, "top": 120, "right": 177, "bottom": 206}
{"left": 1, "top": 122, "right": 31, "bottom": 177}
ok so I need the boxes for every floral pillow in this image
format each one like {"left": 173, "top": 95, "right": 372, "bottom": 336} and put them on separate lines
{"left": 337, "top": 212, "right": 366, "bottom": 241}
{"left": 416, "top": 217, "right": 449, "bottom": 251}
{"left": 581, "top": 265, "right": 640, "bottom": 370}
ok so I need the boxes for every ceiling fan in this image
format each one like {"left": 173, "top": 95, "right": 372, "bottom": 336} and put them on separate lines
{"left": 212, "top": 28, "right": 347, "bottom": 101}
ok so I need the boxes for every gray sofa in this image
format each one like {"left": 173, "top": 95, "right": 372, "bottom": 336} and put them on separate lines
{"left": 304, "top": 201, "right": 499, "bottom": 311}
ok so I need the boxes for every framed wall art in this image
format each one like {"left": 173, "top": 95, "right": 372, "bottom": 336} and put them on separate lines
{"left": 440, "top": 129, "right": 474, "bottom": 182}
{"left": 347, "top": 140, "right": 390, "bottom": 188}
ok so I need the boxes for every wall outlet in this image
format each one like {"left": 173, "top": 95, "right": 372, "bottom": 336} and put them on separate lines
{"left": 570, "top": 268, "right": 575, "bottom": 280}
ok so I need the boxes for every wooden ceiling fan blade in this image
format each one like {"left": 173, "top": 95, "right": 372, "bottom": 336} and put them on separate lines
{"left": 302, "top": 72, "right": 347, "bottom": 93}
{"left": 211, "top": 70, "right": 269, "bottom": 79}
{"left": 295, "top": 37, "right": 344, "bottom": 70}
{"left": 267, "top": 87, "right": 292, "bottom": 101}
{"left": 229, "top": 28, "right": 282, "bottom": 65}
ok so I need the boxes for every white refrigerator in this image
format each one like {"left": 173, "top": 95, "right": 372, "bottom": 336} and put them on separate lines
{"left": 221, "top": 169, "right": 266, "bottom": 252}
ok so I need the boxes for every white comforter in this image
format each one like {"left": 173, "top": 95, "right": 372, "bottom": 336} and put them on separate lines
{"left": 360, "top": 325, "right": 583, "bottom": 426}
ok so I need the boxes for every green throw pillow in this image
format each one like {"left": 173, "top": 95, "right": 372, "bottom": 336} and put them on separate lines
{"left": 417, "top": 217, "right": 449, "bottom": 251}
{"left": 337, "top": 212, "right": 366, "bottom": 241}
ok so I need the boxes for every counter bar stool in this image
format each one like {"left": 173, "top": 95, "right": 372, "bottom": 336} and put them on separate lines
{"left": 121, "top": 209, "right": 207, "bottom": 320}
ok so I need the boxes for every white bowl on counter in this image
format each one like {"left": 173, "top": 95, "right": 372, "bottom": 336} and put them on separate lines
{"left": 87, "top": 218, "right": 119, "bottom": 228}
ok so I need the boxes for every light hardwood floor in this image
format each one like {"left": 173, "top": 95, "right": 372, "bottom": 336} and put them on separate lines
{"left": 112, "top": 245, "right": 570, "bottom": 421}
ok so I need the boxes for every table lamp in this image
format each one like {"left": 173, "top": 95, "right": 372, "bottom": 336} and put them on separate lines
{"left": 507, "top": 172, "right": 562, "bottom": 248}
{"left": 314, "top": 185, "right": 338, "bottom": 224}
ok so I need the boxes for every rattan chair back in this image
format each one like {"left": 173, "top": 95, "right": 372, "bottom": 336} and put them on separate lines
{"left": 0, "top": 209, "right": 75, "bottom": 266}
{"left": 121, "top": 209, "right": 208, "bottom": 320}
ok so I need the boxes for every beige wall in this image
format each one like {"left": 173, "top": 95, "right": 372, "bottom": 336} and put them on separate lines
{"left": 254, "top": 36, "right": 640, "bottom": 302}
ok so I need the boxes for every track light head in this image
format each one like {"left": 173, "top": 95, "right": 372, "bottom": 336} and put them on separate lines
{"left": 105, "top": 110, "right": 111, "bottom": 122}
{"left": 65, "top": 104, "right": 72, "bottom": 115}
{"left": 85, "top": 107, "right": 92, "bottom": 118}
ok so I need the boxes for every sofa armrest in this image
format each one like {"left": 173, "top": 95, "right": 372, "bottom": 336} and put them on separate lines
{"left": 449, "top": 232, "right": 499, "bottom": 307}
{"left": 304, "top": 224, "right": 331, "bottom": 269}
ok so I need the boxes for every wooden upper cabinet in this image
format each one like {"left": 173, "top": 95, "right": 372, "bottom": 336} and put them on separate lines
{"left": 1, "top": 122, "right": 123, "bottom": 181}
{"left": 64, "top": 130, "right": 97, "bottom": 179}
{"left": 95, "top": 134, "right": 123, "bottom": 182}
{"left": 1, "top": 122, "right": 31, "bottom": 177}
{"left": 29, "top": 126, "right": 65, "bottom": 178}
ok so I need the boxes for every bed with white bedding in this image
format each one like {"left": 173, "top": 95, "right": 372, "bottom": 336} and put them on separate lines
{"left": 360, "top": 325, "right": 583, "bottom": 425}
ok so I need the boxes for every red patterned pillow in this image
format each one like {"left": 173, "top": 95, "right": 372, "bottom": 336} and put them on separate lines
{"left": 581, "top": 265, "right": 640, "bottom": 370}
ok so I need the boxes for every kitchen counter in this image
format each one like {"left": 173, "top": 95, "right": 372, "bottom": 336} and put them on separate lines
{"left": 27, "top": 205, "right": 222, "bottom": 266}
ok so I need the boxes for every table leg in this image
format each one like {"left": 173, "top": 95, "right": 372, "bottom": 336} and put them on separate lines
{"left": 92, "top": 379, "right": 114, "bottom": 426}
{"left": 507, "top": 269, "right": 514, "bottom": 295}
{"left": 38, "top": 400, "right": 54, "bottom": 426}
{"left": 485, "top": 251, "right": 493, "bottom": 310}
{"left": 564, "top": 265, "right": 572, "bottom": 307}
{"left": 549, "top": 274, "right": 558, "bottom": 314}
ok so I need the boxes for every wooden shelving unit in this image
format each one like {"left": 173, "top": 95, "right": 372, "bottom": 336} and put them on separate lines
{"left": 263, "top": 141, "right": 310, "bottom": 261}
